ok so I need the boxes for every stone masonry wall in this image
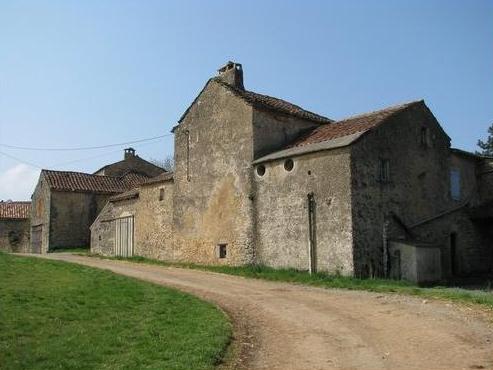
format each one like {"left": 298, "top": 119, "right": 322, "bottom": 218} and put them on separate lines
{"left": 0, "top": 219, "right": 30, "bottom": 253}
{"left": 252, "top": 109, "right": 319, "bottom": 159}
{"left": 30, "top": 176, "right": 51, "bottom": 253}
{"left": 171, "top": 81, "right": 256, "bottom": 266}
{"left": 50, "top": 191, "right": 110, "bottom": 250}
{"left": 135, "top": 181, "right": 174, "bottom": 260}
{"left": 90, "top": 197, "right": 138, "bottom": 256}
{"left": 254, "top": 148, "right": 354, "bottom": 275}
{"left": 350, "top": 104, "right": 451, "bottom": 277}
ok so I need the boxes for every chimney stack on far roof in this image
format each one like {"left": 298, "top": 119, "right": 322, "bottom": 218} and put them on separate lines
{"left": 217, "top": 61, "right": 244, "bottom": 90}
{"left": 124, "top": 147, "right": 136, "bottom": 159}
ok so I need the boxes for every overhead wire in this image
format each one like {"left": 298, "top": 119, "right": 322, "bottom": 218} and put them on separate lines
{"left": 0, "top": 133, "right": 173, "bottom": 151}
{"left": 0, "top": 133, "right": 171, "bottom": 169}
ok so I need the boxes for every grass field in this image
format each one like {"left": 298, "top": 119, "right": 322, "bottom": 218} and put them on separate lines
{"left": 0, "top": 252, "right": 231, "bottom": 370}
{"left": 96, "top": 255, "right": 493, "bottom": 310}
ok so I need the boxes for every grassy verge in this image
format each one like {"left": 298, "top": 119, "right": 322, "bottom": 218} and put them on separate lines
{"left": 87, "top": 254, "right": 493, "bottom": 310}
{"left": 0, "top": 252, "right": 231, "bottom": 370}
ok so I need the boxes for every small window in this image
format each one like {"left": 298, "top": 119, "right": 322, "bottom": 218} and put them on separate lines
{"left": 98, "top": 235, "right": 102, "bottom": 241}
{"left": 159, "top": 188, "right": 165, "bottom": 201}
{"left": 284, "top": 158, "right": 294, "bottom": 172}
{"left": 256, "top": 165, "right": 266, "bottom": 177}
{"left": 217, "top": 244, "right": 227, "bottom": 258}
{"left": 450, "top": 169, "right": 461, "bottom": 200}
{"left": 378, "top": 159, "right": 390, "bottom": 182}
{"left": 420, "top": 127, "right": 429, "bottom": 147}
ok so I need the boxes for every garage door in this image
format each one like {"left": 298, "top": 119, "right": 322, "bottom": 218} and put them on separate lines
{"left": 115, "top": 216, "right": 134, "bottom": 257}
{"left": 31, "top": 225, "right": 42, "bottom": 254}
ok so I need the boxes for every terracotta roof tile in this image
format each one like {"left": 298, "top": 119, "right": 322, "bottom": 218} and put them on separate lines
{"left": 42, "top": 170, "right": 145, "bottom": 193}
{"left": 214, "top": 78, "right": 333, "bottom": 124}
{"left": 0, "top": 201, "right": 31, "bottom": 219}
{"left": 141, "top": 172, "right": 174, "bottom": 186}
{"left": 109, "top": 188, "right": 139, "bottom": 202}
{"left": 120, "top": 172, "right": 151, "bottom": 188}
{"left": 290, "top": 101, "right": 422, "bottom": 148}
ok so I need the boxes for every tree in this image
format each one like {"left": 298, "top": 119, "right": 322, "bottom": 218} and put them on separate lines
{"left": 477, "top": 123, "right": 493, "bottom": 156}
{"left": 150, "top": 154, "right": 174, "bottom": 172}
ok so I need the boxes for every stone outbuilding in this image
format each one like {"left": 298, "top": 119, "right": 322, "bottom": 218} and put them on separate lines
{"left": 0, "top": 201, "right": 31, "bottom": 253}
{"left": 90, "top": 62, "right": 493, "bottom": 283}
{"left": 90, "top": 172, "right": 174, "bottom": 259}
{"left": 31, "top": 149, "right": 165, "bottom": 253}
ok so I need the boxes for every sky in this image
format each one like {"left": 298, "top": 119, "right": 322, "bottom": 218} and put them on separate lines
{"left": 0, "top": 0, "right": 492, "bottom": 200}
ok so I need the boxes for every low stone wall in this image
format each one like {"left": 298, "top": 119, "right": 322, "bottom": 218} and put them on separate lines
{"left": 0, "top": 219, "right": 30, "bottom": 253}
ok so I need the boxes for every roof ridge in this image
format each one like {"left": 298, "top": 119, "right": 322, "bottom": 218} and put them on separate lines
{"left": 286, "top": 100, "right": 426, "bottom": 150}
{"left": 334, "top": 99, "right": 424, "bottom": 123}
{"left": 211, "top": 78, "right": 333, "bottom": 124}
{"left": 42, "top": 169, "right": 130, "bottom": 181}
{"left": 334, "top": 100, "right": 423, "bottom": 123}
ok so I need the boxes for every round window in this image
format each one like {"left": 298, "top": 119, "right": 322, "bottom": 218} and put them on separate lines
{"left": 284, "top": 158, "right": 294, "bottom": 172}
{"left": 256, "top": 165, "right": 266, "bottom": 177}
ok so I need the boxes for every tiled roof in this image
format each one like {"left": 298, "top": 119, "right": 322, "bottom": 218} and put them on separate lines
{"left": 120, "top": 171, "right": 151, "bottom": 188}
{"left": 214, "top": 78, "right": 333, "bottom": 124}
{"left": 141, "top": 172, "right": 174, "bottom": 186}
{"left": 109, "top": 188, "right": 139, "bottom": 202}
{"left": 42, "top": 170, "right": 144, "bottom": 193}
{"left": 290, "top": 101, "right": 422, "bottom": 148}
{"left": 176, "top": 78, "right": 333, "bottom": 127}
{"left": 0, "top": 201, "right": 31, "bottom": 219}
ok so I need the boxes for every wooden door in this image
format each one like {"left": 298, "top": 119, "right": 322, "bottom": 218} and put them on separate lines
{"left": 31, "top": 225, "right": 42, "bottom": 254}
{"left": 115, "top": 216, "right": 134, "bottom": 257}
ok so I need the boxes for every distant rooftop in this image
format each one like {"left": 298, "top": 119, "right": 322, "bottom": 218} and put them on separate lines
{"left": 0, "top": 201, "right": 31, "bottom": 219}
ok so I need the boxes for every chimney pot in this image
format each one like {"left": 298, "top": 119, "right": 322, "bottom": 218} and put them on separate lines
{"left": 217, "top": 61, "right": 244, "bottom": 90}
{"left": 124, "top": 147, "right": 136, "bottom": 159}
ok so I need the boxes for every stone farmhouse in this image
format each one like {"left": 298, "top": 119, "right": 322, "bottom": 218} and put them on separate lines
{"left": 30, "top": 149, "right": 165, "bottom": 253}
{"left": 90, "top": 61, "right": 493, "bottom": 283}
{"left": 0, "top": 201, "right": 31, "bottom": 253}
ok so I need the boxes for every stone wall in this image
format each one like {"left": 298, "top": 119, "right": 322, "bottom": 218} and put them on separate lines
{"left": 254, "top": 148, "right": 354, "bottom": 274}
{"left": 135, "top": 181, "right": 174, "bottom": 260}
{"left": 30, "top": 176, "right": 51, "bottom": 253}
{"left": 90, "top": 197, "right": 138, "bottom": 256}
{"left": 49, "top": 191, "right": 110, "bottom": 250}
{"left": 171, "top": 81, "right": 256, "bottom": 265}
{"left": 0, "top": 219, "right": 30, "bottom": 253}
{"left": 350, "top": 104, "right": 451, "bottom": 277}
{"left": 252, "top": 109, "right": 319, "bottom": 159}
{"left": 479, "top": 158, "right": 493, "bottom": 204}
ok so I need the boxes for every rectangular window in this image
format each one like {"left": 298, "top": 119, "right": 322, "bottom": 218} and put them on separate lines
{"left": 450, "top": 169, "right": 461, "bottom": 200}
{"left": 378, "top": 159, "right": 390, "bottom": 182}
{"left": 420, "top": 127, "right": 429, "bottom": 147}
{"left": 217, "top": 244, "right": 227, "bottom": 259}
{"left": 159, "top": 188, "right": 164, "bottom": 201}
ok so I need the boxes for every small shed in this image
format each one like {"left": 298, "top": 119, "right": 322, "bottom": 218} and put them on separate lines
{"left": 0, "top": 201, "right": 31, "bottom": 253}
{"left": 389, "top": 241, "right": 442, "bottom": 284}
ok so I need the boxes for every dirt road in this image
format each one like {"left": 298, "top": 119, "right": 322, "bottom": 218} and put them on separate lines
{"left": 34, "top": 254, "right": 492, "bottom": 370}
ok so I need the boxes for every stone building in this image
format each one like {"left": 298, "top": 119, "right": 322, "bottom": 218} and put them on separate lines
{"left": 0, "top": 201, "right": 31, "bottom": 253}
{"left": 90, "top": 62, "right": 493, "bottom": 282}
{"left": 31, "top": 149, "right": 165, "bottom": 253}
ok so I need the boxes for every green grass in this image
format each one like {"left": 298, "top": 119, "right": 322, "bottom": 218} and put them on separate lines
{"left": 94, "top": 255, "right": 493, "bottom": 310}
{"left": 0, "top": 252, "right": 231, "bottom": 370}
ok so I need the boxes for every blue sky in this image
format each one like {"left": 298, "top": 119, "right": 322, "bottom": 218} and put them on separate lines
{"left": 1, "top": 0, "right": 492, "bottom": 200}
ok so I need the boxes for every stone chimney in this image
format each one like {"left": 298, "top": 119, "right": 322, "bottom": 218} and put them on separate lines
{"left": 217, "top": 61, "right": 244, "bottom": 90}
{"left": 124, "top": 147, "right": 136, "bottom": 159}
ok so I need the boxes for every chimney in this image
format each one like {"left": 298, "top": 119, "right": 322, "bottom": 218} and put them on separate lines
{"left": 217, "top": 61, "right": 244, "bottom": 90}
{"left": 124, "top": 147, "right": 136, "bottom": 159}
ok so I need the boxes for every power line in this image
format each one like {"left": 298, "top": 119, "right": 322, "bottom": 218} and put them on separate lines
{"left": 0, "top": 133, "right": 172, "bottom": 152}
{"left": 51, "top": 139, "right": 166, "bottom": 168}
{"left": 0, "top": 150, "right": 43, "bottom": 169}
